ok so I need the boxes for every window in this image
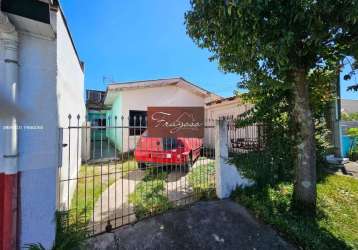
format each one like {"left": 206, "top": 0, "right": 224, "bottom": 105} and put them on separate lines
{"left": 129, "top": 110, "right": 147, "bottom": 136}
{"left": 163, "top": 137, "right": 181, "bottom": 150}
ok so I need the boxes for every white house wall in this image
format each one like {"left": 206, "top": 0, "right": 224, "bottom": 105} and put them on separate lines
{"left": 16, "top": 32, "right": 58, "bottom": 248}
{"left": 120, "top": 85, "right": 206, "bottom": 150}
{"left": 56, "top": 11, "right": 85, "bottom": 210}
{"left": 0, "top": 7, "right": 84, "bottom": 248}
{"left": 205, "top": 101, "right": 252, "bottom": 148}
{"left": 205, "top": 101, "right": 250, "bottom": 120}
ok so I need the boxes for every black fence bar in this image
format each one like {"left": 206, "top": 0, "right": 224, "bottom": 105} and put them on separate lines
{"left": 57, "top": 115, "right": 216, "bottom": 236}
{"left": 227, "top": 119, "right": 266, "bottom": 155}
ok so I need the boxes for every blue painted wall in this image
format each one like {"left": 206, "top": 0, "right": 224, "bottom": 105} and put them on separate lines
{"left": 106, "top": 95, "right": 123, "bottom": 151}
{"left": 342, "top": 135, "right": 357, "bottom": 157}
{"left": 87, "top": 110, "right": 106, "bottom": 141}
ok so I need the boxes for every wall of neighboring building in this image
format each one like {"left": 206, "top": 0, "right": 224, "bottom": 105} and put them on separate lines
{"left": 88, "top": 110, "right": 107, "bottom": 142}
{"left": 56, "top": 10, "right": 85, "bottom": 211}
{"left": 205, "top": 99, "right": 253, "bottom": 148}
{"left": 341, "top": 99, "right": 358, "bottom": 114}
{"left": 0, "top": 6, "right": 85, "bottom": 248}
{"left": 205, "top": 99, "right": 250, "bottom": 120}
{"left": 16, "top": 31, "right": 58, "bottom": 248}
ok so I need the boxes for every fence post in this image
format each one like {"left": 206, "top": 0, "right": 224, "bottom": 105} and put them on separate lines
{"left": 215, "top": 119, "right": 253, "bottom": 199}
{"left": 81, "top": 121, "right": 91, "bottom": 162}
{"left": 215, "top": 119, "right": 229, "bottom": 199}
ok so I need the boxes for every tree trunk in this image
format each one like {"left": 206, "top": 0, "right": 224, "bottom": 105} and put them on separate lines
{"left": 292, "top": 69, "right": 317, "bottom": 215}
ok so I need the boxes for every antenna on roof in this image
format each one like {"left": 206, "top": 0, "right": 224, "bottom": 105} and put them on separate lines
{"left": 103, "top": 76, "right": 114, "bottom": 86}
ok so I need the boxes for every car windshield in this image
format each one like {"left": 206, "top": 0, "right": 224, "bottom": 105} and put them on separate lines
{"left": 163, "top": 137, "right": 179, "bottom": 150}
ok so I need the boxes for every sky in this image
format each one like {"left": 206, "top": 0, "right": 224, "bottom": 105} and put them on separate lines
{"left": 60, "top": 0, "right": 357, "bottom": 100}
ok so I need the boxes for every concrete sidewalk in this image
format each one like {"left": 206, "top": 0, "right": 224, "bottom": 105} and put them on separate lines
{"left": 87, "top": 200, "right": 295, "bottom": 250}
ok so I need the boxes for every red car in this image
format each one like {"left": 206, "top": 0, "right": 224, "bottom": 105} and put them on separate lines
{"left": 134, "top": 131, "right": 202, "bottom": 169}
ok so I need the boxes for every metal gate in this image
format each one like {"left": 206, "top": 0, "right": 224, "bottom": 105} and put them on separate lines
{"left": 57, "top": 115, "right": 216, "bottom": 236}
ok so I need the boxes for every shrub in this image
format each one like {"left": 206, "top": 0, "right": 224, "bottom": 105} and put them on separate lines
{"left": 347, "top": 128, "right": 358, "bottom": 161}
{"left": 350, "top": 144, "right": 358, "bottom": 161}
{"left": 347, "top": 127, "right": 358, "bottom": 137}
{"left": 231, "top": 150, "right": 293, "bottom": 188}
{"left": 342, "top": 112, "right": 358, "bottom": 121}
{"left": 188, "top": 163, "right": 216, "bottom": 199}
{"left": 129, "top": 169, "right": 172, "bottom": 219}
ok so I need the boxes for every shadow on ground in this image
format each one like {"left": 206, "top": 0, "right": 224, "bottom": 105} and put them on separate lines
{"left": 86, "top": 200, "right": 296, "bottom": 250}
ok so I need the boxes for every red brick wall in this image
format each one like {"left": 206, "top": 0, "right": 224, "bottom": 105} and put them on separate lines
{"left": 0, "top": 173, "right": 18, "bottom": 250}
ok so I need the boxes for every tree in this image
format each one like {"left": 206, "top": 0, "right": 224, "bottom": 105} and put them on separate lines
{"left": 185, "top": 0, "right": 358, "bottom": 214}
{"left": 344, "top": 58, "right": 358, "bottom": 91}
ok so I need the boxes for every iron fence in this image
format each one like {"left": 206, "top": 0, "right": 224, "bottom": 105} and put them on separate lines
{"left": 57, "top": 115, "right": 216, "bottom": 236}
{"left": 227, "top": 119, "right": 265, "bottom": 155}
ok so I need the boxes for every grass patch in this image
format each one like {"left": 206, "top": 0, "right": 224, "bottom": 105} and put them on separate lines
{"left": 129, "top": 169, "right": 172, "bottom": 219}
{"left": 69, "top": 160, "right": 138, "bottom": 224}
{"left": 232, "top": 174, "right": 358, "bottom": 249}
{"left": 188, "top": 162, "right": 216, "bottom": 199}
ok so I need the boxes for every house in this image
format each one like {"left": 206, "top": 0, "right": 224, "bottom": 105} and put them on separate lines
{"left": 104, "top": 78, "right": 221, "bottom": 151}
{"left": 0, "top": 0, "right": 85, "bottom": 248}
{"left": 340, "top": 99, "right": 358, "bottom": 157}
{"left": 341, "top": 99, "right": 358, "bottom": 114}
{"left": 86, "top": 89, "right": 107, "bottom": 125}
{"left": 205, "top": 96, "right": 250, "bottom": 120}
{"left": 86, "top": 89, "right": 108, "bottom": 140}
{"left": 205, "top": 96, "right": 254, "bottom": 149}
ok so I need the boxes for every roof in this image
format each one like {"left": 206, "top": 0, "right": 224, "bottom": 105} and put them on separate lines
{"left": 205, "top": 96, "right": 241, "bottom": 106}
{"left": 1, "top": 0, "right": 51, "bottom": 23}
{"left": 105, "top": 77, "right": 221, "bottom": 105}
{"left": 2, "top": 0, "right": 84, "bottom": 71}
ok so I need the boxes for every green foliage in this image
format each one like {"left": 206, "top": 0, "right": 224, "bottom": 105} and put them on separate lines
{"left": 187, "top": 163, "right": 216, "bottom": 199}
{"left": 349, "top": 142, "right": 358, "bottom": 161}
{"left": 25, "top": 212, "right": 88, "bottom": 250}
{"left": 347, "top": 128, "right": 358, "bottom": 160}
{"left": 53, "top": 212, "right": 88, "bottom": 250}
{"left": 232, "top": 174, "right": 358, "bottom": 249}
{"left": 347, "top": 84, "right": 358, "bottom": 91}
{"left": 347, "top": 127, "right": 358, "bottom": 137}
{"left": 344, "top": 58, "right": 358, "bottom": 92}
{"left": 231, "top": 149, "right": 293, "bottom": 188}
{"left": 342, "top": 112, "right": 358, "bottom": 121}
{"left": 186, "top": 1, "right": 358, "bottom": 77}
{"left": 231, "top": 78, "right": 332, "bottom": 187}
{"left": 129, "top": 169, "right": 172, "bottom": 219}
{"left": 185, "top": 0, "right": 354, "bottom": 210}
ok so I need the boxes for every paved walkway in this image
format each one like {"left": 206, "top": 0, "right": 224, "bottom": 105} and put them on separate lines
{"left": 342, "top": 161, "right": 358, "bottom": 178}
{"left": 91, "top": 169, "right": 191, "bottom": 232}
{"left": 91, "top": 169, "right": 146, "bottom": 232}
{"left": 90, "top": 140, "right": 118, "bottom": 162}
{"left": 87, "top": 200, "right": 295, "bottom": 250}
{"left": 327, "top": 161, "right": 358, "bottom": 179}
{"left": 90, "top": 159, "right": 214, "bottom": 232}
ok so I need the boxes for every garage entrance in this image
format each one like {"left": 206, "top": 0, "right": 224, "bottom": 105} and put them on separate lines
{"left": 57, "top": 115, "right": 216, "bottom": 236}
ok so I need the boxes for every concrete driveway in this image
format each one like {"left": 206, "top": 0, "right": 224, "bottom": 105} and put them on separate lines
{"left": 87, "top": 200, "right": 295, "bottom": 250}
{"left": 90, "top": 159, "right": 215, "bottom": 233}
